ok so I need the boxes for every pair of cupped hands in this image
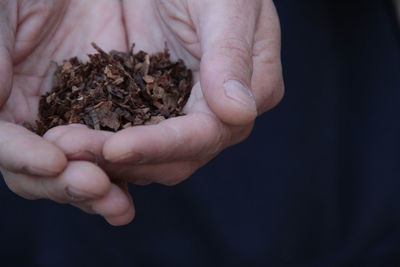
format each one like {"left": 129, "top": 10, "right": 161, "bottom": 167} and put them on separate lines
{"left": 0, "top": 0, "right": 283, "bottom": 226}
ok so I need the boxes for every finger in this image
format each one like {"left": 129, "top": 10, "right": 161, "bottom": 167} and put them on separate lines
{"left": 2, "top": 161, "right": 110, "bottom": 203}
{"left": 121, "top": 0, "right": 165, "bottom": 53}
{"left": 0, "top": 2, "right": 14, "bottom": 107}
{"left": 197, "top": 0, "right": 259, "bottom": 125}
{"left": 0, "top": 122, "right": 67, "bottom": 176}
{"left": 104, "top": 205, "right": 135, "bottom": 226}
{"left": 42, "top": 0, "right": 128, "bottom": 63}
{"left": 86, "top": 183, "right": 135, "bottom": 226}
{"left": 0, "top": 44, "right": 12, "bottom": 108}
{"left": 43, "top": 124, "right": 113, "bottom": 162}
{"left": 72, "top": 182, "right": 135, "bottom": 225}
{"left": 3, "top": 159, "right": 134, "bottom": 225}
{"left": 103, "top": 112, "right": 230, "bottom": 165}
{"left": 251, "top": 1, "right": 284, "bottom": 114}
{"left": 104, "top": 160, "right": 204, "bottom": 186}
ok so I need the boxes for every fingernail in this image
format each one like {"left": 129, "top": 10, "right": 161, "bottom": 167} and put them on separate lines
{"left": 224, "top": 80, "right": 257, "bottom": 113}
{"left": 107, "top": 152, "right": 144, "bottom": 164}
{"left": 65, "top": 186, "right": 94, "bottom": 202}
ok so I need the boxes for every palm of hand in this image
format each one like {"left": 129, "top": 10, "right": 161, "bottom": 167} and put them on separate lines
{"left": 2, "top": 0, "right": 127, "bottom": 124}
{"left": 5, "top": 0, "right": 206, "bottom": 123}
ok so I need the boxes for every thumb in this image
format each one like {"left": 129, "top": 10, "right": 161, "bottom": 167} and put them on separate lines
{"left": 198, "top": 1, "right": 258, "bottom": 125}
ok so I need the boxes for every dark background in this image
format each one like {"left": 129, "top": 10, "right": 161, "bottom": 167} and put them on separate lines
{"left": 1, "top": 0, "right": 399, "bottom": 266}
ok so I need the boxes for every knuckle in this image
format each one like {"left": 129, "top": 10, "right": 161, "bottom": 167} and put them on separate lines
{"left": 214, "top": 36, "right": 253, "bottom": 74}
{"left": 39, "top": 178, "right": 55, "bottom": 201}
{"left": 219, "top": 36, "right": 251, "bottom": 57}
{"left": 39, "top": 178, "right": 68, "bottom": 203}
{"left": 202, "top": 113, "right": 229, "bottom": 156}
{"left": 253, "top": 38, "right": 279, "bottom": 63}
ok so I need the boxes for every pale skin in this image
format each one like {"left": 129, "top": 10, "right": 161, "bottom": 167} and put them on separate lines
{"left": 0, "top": 0, "right": 284, "bottom": 226}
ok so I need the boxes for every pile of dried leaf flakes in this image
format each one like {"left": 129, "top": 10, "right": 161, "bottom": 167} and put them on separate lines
{"left": 28, "top": 43, "right": 193, "bottom": 136}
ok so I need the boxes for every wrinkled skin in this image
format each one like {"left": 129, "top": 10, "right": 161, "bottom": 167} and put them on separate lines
{"left": 0, "top": 0, "right": 283, "bottom": 226}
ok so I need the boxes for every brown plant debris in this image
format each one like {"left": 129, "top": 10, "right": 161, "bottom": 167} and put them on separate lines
{"left": 28, "top": 42, "right": 193, "bottom": 136}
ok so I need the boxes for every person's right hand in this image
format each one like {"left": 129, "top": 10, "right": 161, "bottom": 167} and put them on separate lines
{"left": 0, "top": 0, "right": 135, "bottom": 225}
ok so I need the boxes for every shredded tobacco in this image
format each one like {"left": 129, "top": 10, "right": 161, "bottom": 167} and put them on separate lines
{"left": 27, "top": 42, "right": 193, "bottom": 135}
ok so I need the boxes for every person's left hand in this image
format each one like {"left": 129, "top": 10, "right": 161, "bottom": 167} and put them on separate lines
{"left": 47, "top": 0, "right": 284, "bottom": 190}
{"left": 0, "top": 0, "right": 135, "bottom": 226}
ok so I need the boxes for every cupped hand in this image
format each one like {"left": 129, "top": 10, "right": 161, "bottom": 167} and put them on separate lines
{"left": 100, "top": 0, "right": 284, "bottom": 185}
{"left": 1, "top": 0, "right": 284, "bottom": 226}
{"left": 0, "top": 0, "right": 134, "bottom": 226}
